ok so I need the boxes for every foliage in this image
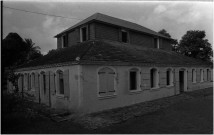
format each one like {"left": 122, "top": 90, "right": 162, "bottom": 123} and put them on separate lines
{"left": 2, "top": 33, "right": 43, "bottom": 70}
{"left": 158, "top": 29, "right": 178, "bottom": 52}
{"left": 177, "top": 30, "right": 213, "bottom": 62}
{"left": 8, "top": 70, "right": 20, "bottom": 93}
{"left": 24, "top": 38, "right": 43, "bottom": 61}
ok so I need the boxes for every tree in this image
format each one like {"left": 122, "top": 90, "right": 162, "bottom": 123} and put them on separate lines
{"left": 24, "top": 38, "right": 42, "bottom": 61}
{"left": 2, "top": 33, "right": 43, "bottom": 68}
{"left": 177, "top": 30, "right": 213, "bottom": 62}
{"left": 158, "top": 29, "right": 178, "bottom": 52}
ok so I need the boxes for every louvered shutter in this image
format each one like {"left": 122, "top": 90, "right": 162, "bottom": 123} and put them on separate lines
{"left": 34, "top": 73, "right": 39, "bottom": 102}
{"left": 107, "top": 72, "right": 115, "bottom": 93}
{"left": 196, "top": 69, "right": 200, "bottom": 82}
{"left": 63, "top": 69, "right": 70, "bottom": 99}
{"left": 45, "top": 72, "right": 50, "bottom": 101}
{"left": 99, "top": 72, "right": 107, "bottom": 94}
{"left": 50, "top": 72, "right": 55, "bottom": 95}
{"left": 18, "top": 76, "right": 21, "bottom": 92}
{"left": 159, "top": 70, "right": 166, "bottom": 87}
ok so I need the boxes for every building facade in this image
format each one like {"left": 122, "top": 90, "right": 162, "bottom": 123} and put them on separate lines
{"left": 8, "top": 13, "right": 213, "bottom": 113}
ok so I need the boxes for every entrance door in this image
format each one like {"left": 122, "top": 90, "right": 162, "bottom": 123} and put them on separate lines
{"left": 179, "top": 71, "right": 184, "bottom": 93}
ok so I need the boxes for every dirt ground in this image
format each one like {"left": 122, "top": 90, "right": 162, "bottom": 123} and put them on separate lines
{"left": 2, "top": 87, "right": 213, "bottom": 134}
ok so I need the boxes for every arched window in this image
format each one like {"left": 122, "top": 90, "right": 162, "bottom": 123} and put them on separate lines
{"left": 98, "top": 67, "right": 115, "bottom": 96}
{"left": 200, "top": 69, "right": 204, "bottom": 82}
{"left": 56, "top": 70, "right": 64, "bottom": 95}
{"left": 166, "top": 69, "right": 173, "bottom": 86}
{"left": 31, "top": 73, "right": 35, "bottom": 90}
{"left": 207, "top": 69, "right": 210, "bottom": 81}
{"left": 129, "top": 68, "right": 141, "bottom": 91}
{"left": 192, "top": 69, "right": 196, "bottom": 83}
{"left": 41, "top": 72, "right": 46, "bottom": 94}
{"left": 29, "top": 74, "right": 31, "bottom": 90}
{"left": 150, "top": 68, "right": 159, "bottom": 88}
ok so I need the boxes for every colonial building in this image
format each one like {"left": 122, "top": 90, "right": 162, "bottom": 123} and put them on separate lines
{"left": 9, "top": 13, "right": 213, "bottom": 113}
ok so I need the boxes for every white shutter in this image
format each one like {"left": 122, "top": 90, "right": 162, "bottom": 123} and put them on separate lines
{"left": 107, "top": 73, "right": 115, "bottom": 93}
{"left": 99, "top": 72, "right": 107, "bottom": 94}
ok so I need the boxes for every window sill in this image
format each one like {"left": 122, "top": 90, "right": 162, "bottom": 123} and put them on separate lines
{"left": 98, "top": 94, "right": 117, "bottom": 100}
{"left": 166, "top": 85, "right": 174, "bottom": 88}
{"left": 150, "top": 87, "right": 160, "bottom": 91}
{"left": 56, "top": 94, "right": 65, "bottom": 99}
{"left": 129, "top": 89, "right": 142, "bottom": 94}
{"left": 192, "top": 82, "right": 197, "bottom": 84}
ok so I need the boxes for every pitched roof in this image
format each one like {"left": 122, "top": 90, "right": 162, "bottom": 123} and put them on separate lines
{"left": 17, "top": 40, "right": 211, "bottom": 70}
{"left": 54, "top": 13, "right": 170, "bottom": 39}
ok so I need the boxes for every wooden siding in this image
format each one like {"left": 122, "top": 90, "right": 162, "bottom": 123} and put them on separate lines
{"left": 129, "top": 31, "right": 154, "bottom": 48}
{"left": 162, "top": 39, "right": 172, "bottom": 51}
{"left": 68, "top": 29, "right": 80, "bottom": 47}
{"left": 89, "top": 23, "right": 96, "bottom": 40}
{"left": 95, "top": 22, "right": 119, "bottom": 41}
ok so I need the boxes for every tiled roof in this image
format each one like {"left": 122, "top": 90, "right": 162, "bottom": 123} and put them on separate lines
{"left": 54, "top": 13, "right": 170, "bottom": 39}
{"left": 18, "top": 40, "right": 211, "bottom": 70}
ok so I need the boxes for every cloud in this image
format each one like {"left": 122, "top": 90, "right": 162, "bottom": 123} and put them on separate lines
{"left": 3, "top": 1, "right": 213, "bottom": 54}
{"left": 154, "top": 5, "right": 166, "bottom": 14}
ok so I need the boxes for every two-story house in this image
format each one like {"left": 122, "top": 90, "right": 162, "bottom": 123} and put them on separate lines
{"left": 10, "top": 13, "right": 213, "bottom": 113}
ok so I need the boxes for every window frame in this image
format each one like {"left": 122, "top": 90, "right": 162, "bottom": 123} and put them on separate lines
{"left": 200, "top": 69, "right": 204, "bottom": 82}
{"left": 150, "top": 68, "right": 159, "bottom": 89}
{"left": 166, "top": 68, "right": 174, "bottom": 87}
{"left": 121, "top": 29, "right": 129, "bottom": 43}
{"left": 56, "top": 70, "right": 65, "bottom": 96}
{"left": 61, "top": 34, "right": 67, "bottom": 48}
{"left": 30, "top": 72, "right": 36, "bottom": 91}
{"left": 206, "top": 68, "right": 210, "bottom": 81}
{"left": 154, "top": 38, "right": 159, "bottom": 49}
{"left": 97, "top": 67, "right": 117, "bottom": 98}
{"left": 80, "top": 25, "right": 88, "bottom": 42}
{"left": 128, "top": 67, "right": 141, "bottom": 92}
{"left": 192, "top": 69, "right": 197, "bottom": 83}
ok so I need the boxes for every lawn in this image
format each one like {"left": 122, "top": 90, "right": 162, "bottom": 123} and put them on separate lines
{"left": 2, "top": 87, "right": 213, "bottom": 134}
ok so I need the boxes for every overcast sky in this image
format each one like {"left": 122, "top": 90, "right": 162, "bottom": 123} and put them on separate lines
{"left": 3, "top": 1, "right": 213, "bottom": 54}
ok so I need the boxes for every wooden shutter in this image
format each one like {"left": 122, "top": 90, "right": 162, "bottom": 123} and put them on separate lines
{"left": 99, "top": 72, "right": 107, "bottom": 94}
{"left": 63, "top": 69, "right": 70, "bottom": 99}
{"left": 18, "top": 76, "right": 22, "bottom": 92}
{"left": 50, "top": 72, "right": 55, "bottom": 95}
{"left": 107, "top": 73, "right": 115, "bottom": 92}
{"left": 45, "top": 72, "right": 50, "bottom": 99}
{"left": 159, "top": 70, "right": 166, "bottom": 87}
{"left": 34, "top": 73, "right": 40, "bottom": 102}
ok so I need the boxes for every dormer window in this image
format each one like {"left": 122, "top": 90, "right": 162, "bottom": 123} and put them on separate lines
{"left": 61, "top": 35, "right": 68, "bottom": 48}
{"left": 121, "top": 30, "right": 129, "bottom": 43}
{"left": 80, "top": 26, "right": 88, "bottom": 42}
{"left": 154, "top": 38, "right": 159, "bottom": 49}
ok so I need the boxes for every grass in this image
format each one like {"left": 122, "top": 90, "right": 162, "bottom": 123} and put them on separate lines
{"left": 2, "top": 87, "right": 213, "bottom": 134}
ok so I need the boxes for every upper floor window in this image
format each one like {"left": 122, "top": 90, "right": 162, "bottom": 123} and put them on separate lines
{"left": 98, "top": 67, "right": 116, "bottom": 97}
{"left": 166, "top": 69, "right": 173, "bottom": 86}
{"left": 61, "top": 35, "right": 68, "bottom": 48}
{"left": 200, "top": 69, "right": 204, "bottom": 82}
{"left": 154, "top": 38, "right": 159, "bottom": 49}
{"left": 129, "top": 68, "right": 141, "bottom": 91}
{"left": 80, "top": 26, "right": 88, "bottom": 42}
{"left": 121, "top": 30, "right": 129, "bottom": 43}
{"left": 192, "top": 69, "right": 196, "bottom": 83}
